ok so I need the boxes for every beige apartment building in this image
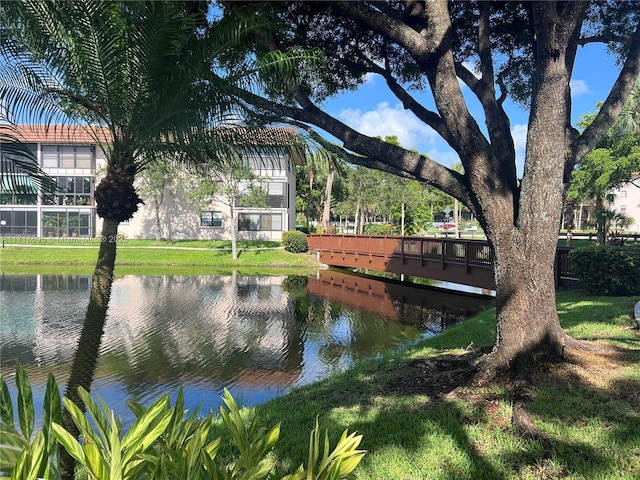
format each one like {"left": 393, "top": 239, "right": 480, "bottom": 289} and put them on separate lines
{"left": 0, "top": 125, "right": 300, "bottom": 240}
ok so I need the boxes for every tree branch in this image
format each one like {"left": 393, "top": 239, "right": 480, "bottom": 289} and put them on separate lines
{"left": 364, "top": 61, "right": 454, "bottom": 145}
{"left": 571, "top": 22, "right": 640, "bottom": 166}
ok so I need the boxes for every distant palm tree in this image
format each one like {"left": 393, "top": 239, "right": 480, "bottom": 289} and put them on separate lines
{"left": 612, "top": 76, "right": 640, "bottom": 138}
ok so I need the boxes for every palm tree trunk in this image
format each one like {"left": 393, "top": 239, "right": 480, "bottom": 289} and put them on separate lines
{"left": 60, "top": 217, "right": 120, "bottom": 479}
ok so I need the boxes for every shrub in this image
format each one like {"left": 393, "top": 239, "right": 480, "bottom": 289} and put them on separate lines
{"left": 569, "top": 245, "right": 640, "bottom": 295}
{"left": 282, "top": 229, "right": 308, "bottom": 253}
{"left": 1, "top": 363, "right": 365, "bottom": 480}
{"left": 365, "top": 223, "right": 394, "bottom": 235}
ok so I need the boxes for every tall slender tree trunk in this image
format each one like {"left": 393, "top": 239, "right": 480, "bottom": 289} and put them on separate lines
{"left": 230, "top": 204, "right": 238, "bottom": 260}
{"left": 307, "top": 170, "right": 314, "bottom": 228}
{"left": 321, "top": 168, "right": 335, "bottom": 232}
{"left": 60, "top": 217, "right": 120, "bottom": 479}
{"left": 354, "top": 202, "right": 360, "bottom": 235}
{"left": 595, "top": 197, "right": 606, "bottom": 244}
{"left": 153, "top": 193, "right": 163, "bottom": 241}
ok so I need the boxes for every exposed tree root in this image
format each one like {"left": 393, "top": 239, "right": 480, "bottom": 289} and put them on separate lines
{"left": 381, "top": 335, "right": 635, "bottom": 452}
{"left": 560, "top": 333, "right": 613, "bottom": 354}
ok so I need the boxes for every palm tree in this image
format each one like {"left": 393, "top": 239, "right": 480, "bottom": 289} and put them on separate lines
{"left": 611, "top": 76, "right": 640, "bottom": 139}
{"left": 1, "top": 2, "right": 269, "bottom": 476}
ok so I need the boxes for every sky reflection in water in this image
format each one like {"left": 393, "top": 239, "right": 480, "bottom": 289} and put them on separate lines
{"left": 0, "top": 271, "right": 492, "bottom": 427}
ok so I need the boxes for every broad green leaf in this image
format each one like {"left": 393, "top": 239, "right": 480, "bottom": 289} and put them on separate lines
{"left": 109, "top": 410, "right": 123, "bottom": 480}
{"left": 125, "top": 400, "right": 146, "bottom": 419}
{"left": 42, "top": 373, "right": 62, "bottom": 451}
{"left": 138, "top": 409, "right": 174, "bottom": 451}
{"left": 204, "top": 437, "right": 221, "bottom": 458}
{"left": 22, "top": 431, "right": 46, "bottom": 480}
{"left": 0, "top": 424, "right": 28, "bottom": 448}
{"left": 51, "top": 422, "right": 87, "bottom": 466}
{"left": 255, "top": 423, "right": 279, "bottom": 460}
{"left": 338, "top": 452, "right": 366, "bottom": 478}
{"left": 9, "top": 448, "right": 27, "bottom": 480}
{"left": 237, "top": 460, "right": 272, "bottom": 480}
{"left": 61, "top": 397, "right": 100, "bottom": 447}
{"left": 77, "top": 387, "right": 112, "bottom": 446}
{"left": 0, "top": 444, "right": 22, "bottom": 473}
{"left": 0, "top": 374, "right": 14, "bottom": 425}
{"left": 121, "top": 394, "right": 169, "bottom": 451}
{"left": 84, "top": 441, "right": 109, "bottom": 480}
{"left": 15, "top": 363, "right": 34, "bottom": 440}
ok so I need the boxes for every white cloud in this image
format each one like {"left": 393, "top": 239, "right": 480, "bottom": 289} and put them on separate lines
{"left": 511, "top": 123, "right": 528, "bottom": 177}
{"left": 363, "top": 72, "right": 377, "bottom": 85}
{"left": 570, "top": 79, "right": 590, "bottom": 98}
{"left": 337, "top": 102, "right": 438, "bottom": 150}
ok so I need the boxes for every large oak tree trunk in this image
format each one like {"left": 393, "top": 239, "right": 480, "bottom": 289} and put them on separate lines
{"left": 488, "top": 237, "right": 566, "bottom": 373}
{"left": 477, "top": 1, "right": 581, "bottom": 374}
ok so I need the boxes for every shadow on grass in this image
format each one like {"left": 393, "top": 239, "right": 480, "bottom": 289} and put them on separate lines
{"left": 240, "top": 292, "right": 640, "bottom": 479}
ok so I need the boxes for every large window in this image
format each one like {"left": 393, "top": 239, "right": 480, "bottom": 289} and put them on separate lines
{"left": 42, "top": 145, "right": 95, "bottom": 169}
{"left": 43, "top": 176, "right": 93, "bottom": 206}
{"left": 42, "top": 211, "right": 92, "bottom": 237}
{"left": 0, "top": 144, "right": 39, "bottom": 205}
{"left": 238, "top": 213, "right": 283, "bottom": 232}
{"left": 234, "top": 181, "right": 288, "bottom": 208}
{"left": 0, "top": 210, "right": 38, "bottom": 236}
{"left": 201, "top": 211, "right": 223, "bottom": 227}
{"left": 266, "top": 182, "right": 288, "bottom": 208}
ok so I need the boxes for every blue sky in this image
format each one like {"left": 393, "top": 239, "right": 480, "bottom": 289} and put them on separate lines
{"left": 319, "top": 42, "right": 621, "bottom": 176}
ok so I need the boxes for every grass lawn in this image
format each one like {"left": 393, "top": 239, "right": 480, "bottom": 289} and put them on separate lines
{"left": 0, "top": 238, "right": 320, "bottom": 274}
{"left": 239, "top": 291, "right": 640, "bottom": 480}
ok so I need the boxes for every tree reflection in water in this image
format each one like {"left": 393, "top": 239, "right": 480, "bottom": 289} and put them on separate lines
{"left": 0, "top": 270, "right": 493, "bottom": 459}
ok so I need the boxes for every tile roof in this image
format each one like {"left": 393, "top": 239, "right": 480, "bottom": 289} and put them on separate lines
{"left": 4, "top": 124, "right": 110, "bottom": 144}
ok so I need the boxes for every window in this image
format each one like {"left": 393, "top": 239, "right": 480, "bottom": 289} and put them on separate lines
{"left": 267, "top": 182, "right": 288, "bottom": 208}
{"left": 0, "top": 175, "right": 38, "bottom": 205}
{"left": 619, "top": 190, "right": 627, "bottom": 198}
{"left": 243, "top": 150, "right": 289, "bottom": 176}
{"left": 201, "top": 211, "right": 223, "bottom": 227}
{"left": 42, "top": 211, "right": 92, "bottom": 237}
{"left": 43, "top": 176, "right": 93, "bottom": 205}
{"left": 0, "top": 210, "right": 38, "bottom": 236}
{"left": 238, "top": 213, "right": 283, "bottom": 231}
{"left": 41, "top": 145, "right": 95, "bottom": 169}
{"left": 620, "top": 205, "right": 626, "bottom": 212}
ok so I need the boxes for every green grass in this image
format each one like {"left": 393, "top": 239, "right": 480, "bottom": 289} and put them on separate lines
{"left": 0, "top": 238, "right": 320, "bottom": 273}
{"left": 244, "top": 291, "right": 640, "bottom": 480}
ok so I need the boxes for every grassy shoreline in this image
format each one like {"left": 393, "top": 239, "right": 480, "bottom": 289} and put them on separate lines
{"left": 248, "top": 291, "right": 639, "bottom": 479}
{"left": 0, "top": 239, "right": 321, "bottom": 274}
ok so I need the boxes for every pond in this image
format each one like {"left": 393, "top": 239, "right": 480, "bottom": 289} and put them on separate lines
{"left": 0, "top": 269, "right": 492, "bottom": 426}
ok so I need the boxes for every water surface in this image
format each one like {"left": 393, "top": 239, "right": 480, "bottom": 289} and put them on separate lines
{"left": 0, "top": 270, "right": 492, "bottom": 426}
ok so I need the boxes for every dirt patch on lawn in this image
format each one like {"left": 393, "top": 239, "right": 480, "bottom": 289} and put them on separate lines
{"left": 380, "top": 341, "right": 639, "bottom": 408}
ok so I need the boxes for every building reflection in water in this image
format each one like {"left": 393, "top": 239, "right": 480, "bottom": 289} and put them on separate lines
{"left": 0, "top": 270, "right": 492, "bottom": 427}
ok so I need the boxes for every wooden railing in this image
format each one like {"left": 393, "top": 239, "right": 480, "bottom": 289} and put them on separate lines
{"left": 308, "top": 234, "right": 576, "bottom": 291}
